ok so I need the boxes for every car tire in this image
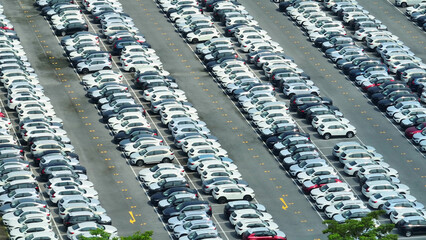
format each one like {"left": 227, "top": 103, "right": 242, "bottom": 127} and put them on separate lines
{"left": 405, "top": 230, "right": 412, "bottom": 237}
{"left": 288, "top": 93, "right": 295, "bottom": 99}
{"left": 243, "top": 195, "right": 253, "bottom": 201}
{"left": 136, "top": 160, "right": 144, "bottom": 167}
{"left": 61, "top": 31, "right": 66, "bottom": 36}
{"left": 346, "top": 131, "right": 354, "bottom": 138}
{"left": 192, "top": 38, "right": 199, "bottom": 43}
{"left": 82, "top": 68, "right": 89, "bottom": 74}
{"left": 162, "top": 158, "right": 171, "bottom": 163}
{"left": 401, "top": 2, "right": 407, "bottom": 7}
{"left": 129, "top": 67, "right": 136, "bottom": 72}
{"left": 217, "top": 197, "right": 227, "bottom": 204}
{"left": 312, "top": 92, "right": 319, "bottom": 96}
{"left": 378, "top": 204, "right": 383, "bottom": 209}
{"left": 323, "top": 133, "right": 331, "bottom": 140}
{"left": 103, "top": 66, "right": 111, "bottom": 70}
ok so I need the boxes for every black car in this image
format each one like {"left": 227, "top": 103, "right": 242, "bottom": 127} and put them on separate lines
{"left": 118, "top": 134, "right": 162, "bottom": 149}
{"left": 0, "top": 182, "right": 39, "bottom": 195}
{"left": 162, "top": 200, "right": 211, "bottom": 221}
{"left": 366, "top": 81, "right": 406, "bottom": 97}
{"left": 0, "top": 198, "right": 46, "bottom": 214}
{"left": 205, "top": 56, "right": 245, "bottom": 71}
{"left": 397, "top": 216, "right": 426, "bottom": 237}
{"left": 377, "top": 94, "right": 418, "bottom": 111}
{"left": 223, "top": 201, "right": 266, "bottom": 217}
{"left": 341, "top": 58, "right": 377, "bottom": 75}
{"left": 55, "top": 22, "right": 88, "bottom": 36}
{"left": 265, "top": 131, "right": 310, "bottom": 149}
{"left": 371, "top": 88, "right": 412, "bottom": 104}
{"left": 40, "top": 165, "right": 86, "bottom": 180}
{"left": 297, "top": 103, "right": 337, "bottom": 118}
{"left": 71, "top": 51, "right": 111, "bottom": 67}
{"left": 102, "top": 104, "right": 144, "bottom": 120}
{"left": 63, "top": 212, "right": 112, "bottom": 227}
{"left": 111, "top": 40, "right": 140, "bottom": 55}
{"left": 150, "top": 187, "right": 198, "bottom": 207}
{"left": 289, "top": 94, "right": 332, "bottom": 111}
{"left": 33, "top": 150, "right": 79, "bottom": 166}
{"left": 148, "top": 178, "right": 189, "bottom": 196}
{"left": 113, "top": 126, "right": 156, "bottom": 143}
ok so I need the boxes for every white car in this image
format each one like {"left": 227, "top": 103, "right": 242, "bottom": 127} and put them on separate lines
{"left": 362, "top": 180, "right": 410, "bottom": 198}
{"left": 324, "top": 200, "right": 366, "bottom": 218}
{"left": 368, "top": 191, "right": 417, "bottom": 209}
{"left": 390, "top": 208, "right": 426, "bottom": 224}
{"left": 9, "top": 222, "right": 52, "bottom": 240}
{"left": 201, "top": 169, "right": 242, "bottom": 182}
{"left": 2, "top": 207, "right": 49, "bottom": 227}
{"left": 393, "top": 108, "right": 426, "bottom": 124}
{"left": 182, "top": 139, "right": 221, "bottom": 153}
{"left": 315, "top": 192, "right": 357, "bottom": 211}
{"left": 186, "top": 28, "right": 219, "bottom": 43}
{"left": 49, "top": 186, "right": 98, "bottom": 204}
{"left": 212, "top": 184, "right": 255, "bottom": 203}
{"left": 234, "top": 219, "right": 279, "bottom": 236}
{"left": 229, "top": 209, "right": 273, "bottom": 226}
{"left": 296, "top": 166, "right": 337, "bottom": 184}
{"left": 196, "top": 160, "right": 237, "bottom": 175}
{"left": 310, "top": 183, "right": 351, "bottom": 200}
{"left": 141, "top": 169, "right": 185, "bottom": 187}
{"left": 138, "top": 163, "right": 184, "bottom": 181}
{"left": 311, "top": 115, "right": 350, "bottom": 129}
{"left": 188, "top": 146, "right": 228, "bottom": 159}
{"left": 357, "top": 165, "right": 399, "bottom": 179}
{"left": 317, "top": 122, "right": 357, "bottom": 139}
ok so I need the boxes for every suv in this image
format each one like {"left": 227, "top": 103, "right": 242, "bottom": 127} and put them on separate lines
{"left": 129, "top": 146, "right": 175, "bottom": 166}
{"left": 362, "top": 180, "right": 410, "bottom": 198}
{"left": 63, "top": 212, "right": 111, "bottom": 227}
{"left": 162, "top": 200, "right": 212, "bottom": 221}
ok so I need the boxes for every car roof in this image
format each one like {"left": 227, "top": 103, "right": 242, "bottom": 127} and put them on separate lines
{"left": 364, "top": 180, "right": 392, "bottom": 186}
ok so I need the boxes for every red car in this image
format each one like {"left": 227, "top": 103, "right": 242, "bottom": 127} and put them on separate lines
{"left": 405, "top": 123, "right": 426, "bottom": 138}
{"left": 361, "top": 77, "right": 394, "bottom": 91}
{"left": 302, "top": 175, "right": 342, "bottom": 193}
{"left": 242, "top": 228, "right": 287, "bottom": 240}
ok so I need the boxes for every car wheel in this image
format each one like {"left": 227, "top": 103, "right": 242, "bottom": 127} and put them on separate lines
{"left": 217, "top": 197, "right": 227, "bottom": 204}
{"left": 61, "top": 31, "right": 66, "bottom": 36}
{"left": 346, "top": 131, "right": 354, "bottom": 138}
{"left": 192, "top": 38, "right": 199, "bottom": 43}
{"left": 312, "top": 92, "right": 319, "bottom": 96}
{"left": 136, "top": 160, "right": 144, "bottom": 167}
{"left": 401, "top": 2, "right": 407, "bottom": 7}
{"left": 162, "top": 158, "right": 171, "bottom": 163}
{"left": 129, "top": 67, "right": 136, "bottom": 72}
{"left": 405, "top": 230, "right": 412, "bottom": 237}
{"left": 288, "top": 93, "right": 295, "bottom": 99}
{"left": 82, "top": 68, "right": 89, "bottom": 74}
{"left": 243, "top": 195, "right": 253, "bottom": 201}
{"left": 378, "top": 204, "right": 383, "bottom": 209}
{"left": 103, "top": 66, "right": 111, "bottom": 70}
{"left": 323, "top": 133, "right": 331, "bottom": 140}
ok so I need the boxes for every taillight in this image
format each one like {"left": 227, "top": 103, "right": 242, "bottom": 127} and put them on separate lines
{"left": 366, "top": 188, "right": 369, "bottom": 192}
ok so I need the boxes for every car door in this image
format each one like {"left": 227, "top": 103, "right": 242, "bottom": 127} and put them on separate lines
{"left": 143, "top": 150, "right": 156, "bottom": 164}
{"left": 418, "top": 219, "right": 426, "bottom": 234}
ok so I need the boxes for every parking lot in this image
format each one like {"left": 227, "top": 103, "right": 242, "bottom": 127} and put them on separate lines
{"left": 1, "top": 0, "right": 426, "bottom": 239}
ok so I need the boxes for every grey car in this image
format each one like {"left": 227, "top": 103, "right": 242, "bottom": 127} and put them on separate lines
{"left": 173, "top": 220, "right": 216, "bottom": 239}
